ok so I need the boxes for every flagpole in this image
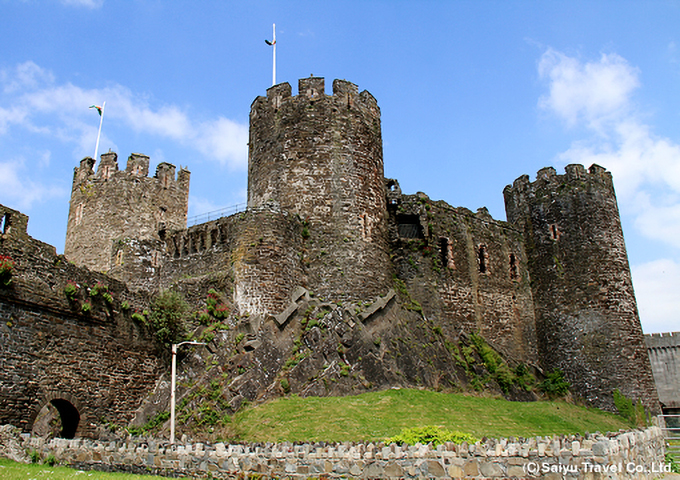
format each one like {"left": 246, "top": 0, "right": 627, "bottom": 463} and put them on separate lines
{"left": 272, "top": 23, "right": 276, "bottom": 86}
{"left": 93, "top": 101, "right": 105, "bottom": 162}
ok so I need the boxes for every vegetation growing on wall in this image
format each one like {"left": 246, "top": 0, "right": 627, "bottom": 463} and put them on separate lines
{"left": 149, "top": 290, "right": 189, "bottom": 345}
{"left": 613, "top": 388, "right": 648, "bottom": 427}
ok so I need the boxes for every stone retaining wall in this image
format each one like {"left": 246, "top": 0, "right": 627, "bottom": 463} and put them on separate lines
{"left": 12, "top": 426, "right": 670, "bottom": 479}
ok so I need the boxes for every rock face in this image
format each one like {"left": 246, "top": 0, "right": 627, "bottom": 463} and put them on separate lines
{"left": 0, "top": 425, "right": 30, "bottom": 463}
{"left": 0, "top": 76, "right": 661, "bottom": 441}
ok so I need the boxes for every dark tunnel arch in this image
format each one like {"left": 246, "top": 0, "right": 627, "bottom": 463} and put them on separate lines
{"left": 50, "top": 398, "right": 80, "bottom": 438}
{"left": 33, "top": 397, "right": 81, "bottom": 439}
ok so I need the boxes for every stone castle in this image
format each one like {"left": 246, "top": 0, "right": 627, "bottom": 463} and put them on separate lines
{"left": 0, "top": 77, "right": 662, "bottom": 439}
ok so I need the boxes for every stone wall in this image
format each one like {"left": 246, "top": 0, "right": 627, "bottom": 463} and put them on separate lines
{"left": 387, "top": 186, "right": 538, "bottom": 366}
{"left": 0, "top": 204, "right": 162, "bottom": 438}
{"left": 645, "top": 332, "right": 680, "bottom": 411}
{"left": 64, "top": 153, "right": 190, "bottom": 275}
{"left": 154, "top": 203, "right": 303, "bottom": 316}
{"left": 16, "top": 426, "right": 669, "bottom": 479}
{"left": 504, "top": 165, "right": 660, "bottom": 414}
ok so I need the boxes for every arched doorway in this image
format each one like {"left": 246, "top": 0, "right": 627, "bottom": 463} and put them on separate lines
{"left": 32, "top": 398, "right": 80, "bottom": 439}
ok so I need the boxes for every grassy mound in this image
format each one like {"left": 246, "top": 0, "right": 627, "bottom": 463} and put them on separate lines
{"left": 224, "top": 388, "right": 629, "bottom": 443}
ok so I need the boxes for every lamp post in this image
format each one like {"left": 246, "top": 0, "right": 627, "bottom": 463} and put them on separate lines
{"left": 170, "top": 341, "right": 205, "bottom": 444}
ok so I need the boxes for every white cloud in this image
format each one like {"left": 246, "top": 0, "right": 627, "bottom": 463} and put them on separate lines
{"left": 196, "top": 117, "right": 249, "bottom": 167}
{"left": 1, "top": 61, "right": 54, "bottom": 94}
{"left": 0, "top": 62, "right": 248, "bottom": 169}
{"left": 538, "top": 49, "right": 639, "bottom": 131}
{"left": 60, "top": 0, "right": 104, "bottom": 8}
{"left": 632, "top": 259, "right": 680, "bottom": 333}
{"left": 539, "top": 49, "right": 680, "bottom": 245}
{"left": 539, "top": 48, "right": 680, "bottom": 333}
{"left": 0, "top": 158, "right": 65, "bottom": 210}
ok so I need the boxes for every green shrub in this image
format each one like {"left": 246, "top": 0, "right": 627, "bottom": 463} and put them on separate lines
{"left": 666, "top": 452, "right": 680, "bottom": 473}
{"left": 89, "top": 282, "right": 108, "bottom": 297}
{"left": 29, "top": 450, "right": 40, "bottom": 464}
{"left": 538, "top": 369, "right": 570, "bottom": 398}
{"left": 198, "top": 311, "right": 211, "bottom": 325}
{"left": 44, "top": 453, "right": 57, "bottom": 466}
{"left": 127, "top": 410, "right": 170, "bottom": 436}
{"left": 387, "top": 425, "right": 478, "bottom": 447}
{"left": 280, "top": 378, "right": 290, "bottom": 393}
{"left": 149, "top": 290, "right": 189, "bottom": 345}
{"left": 513, "top": 363, "right": 535, "bottom": 391}
{"left": 613, "top": 389, "right": 647, "bottom": 426}
{"left": 121, "top": 300, "right": 131, "bottom": 311}
{"left": 206, "top": 289, "right": 230, "bottom": 319}
{"left": 81, "top": 301, "right": 92, "bottom": 314}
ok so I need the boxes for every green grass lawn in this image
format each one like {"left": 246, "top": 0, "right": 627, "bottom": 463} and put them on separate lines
{"left": 226, "top": 388, "right": 630, "bottom": 443}
{"left": 0, "top": 458, "right": 159, "bottom": 479}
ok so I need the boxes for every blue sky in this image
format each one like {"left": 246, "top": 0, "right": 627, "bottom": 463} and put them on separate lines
{"left": 1, "top": 0, "right": 679, "bottom": 334}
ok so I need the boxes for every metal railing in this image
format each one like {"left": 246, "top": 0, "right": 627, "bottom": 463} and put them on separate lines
{"left": 187, "top": 203, "right": 247, "bottom": 227}
{"left": 659, "top": 414, "right": 680, "bottom": 463}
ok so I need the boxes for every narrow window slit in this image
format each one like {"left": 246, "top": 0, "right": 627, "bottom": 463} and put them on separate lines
{"left": 478, "top": 245, "right": 488, "bottom": 274}
{"left": 509, "top": 253, "right": 519, "bottom": 280}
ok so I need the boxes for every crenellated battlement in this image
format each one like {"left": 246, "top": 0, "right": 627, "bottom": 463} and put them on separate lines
{"left": 256, "top": 77, "right": 380, "bottom": 118}
{"left": 504, "top": 163, "right": 613, "bottom": 197}
{"left": 73, "top": 152, "right": 190, "bottom": 191}
{"left": 645, "top": 331, "right": 680, "bottom": 348}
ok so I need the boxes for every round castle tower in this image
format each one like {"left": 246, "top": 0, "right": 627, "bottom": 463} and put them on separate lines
{"left": 64, "top": 152, "right": 190, "bottom": 273}
{"left": 247, "top": 77, "right": 392, "bottom": 301}
{"left": 504, "top": 164, "right": 660, "bottom": 413}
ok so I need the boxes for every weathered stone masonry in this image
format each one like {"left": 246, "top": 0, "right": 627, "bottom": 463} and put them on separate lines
{"left": 504, "top": 165, "right": 659, "bottom": 413}
{"left": 0, "top": 204, "right": 162, "bottom": 439}
{"left": 64, "top": 152, "right": 190, "bottom": 274}
{"left": 248, "top": 78, "right": 392, "bottom": 303}
{"left": 14, "top": 426, "right": 669, "bottom": 480}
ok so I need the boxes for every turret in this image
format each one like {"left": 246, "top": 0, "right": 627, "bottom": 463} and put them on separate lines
{"left": 246, "top": 77, "right": 391, "bottom": 304}
{"left": 64, "top": 152, "right": 190, "bottom": 275}
{"left": 504, "top": 164, "right": 660, "bottom": 413}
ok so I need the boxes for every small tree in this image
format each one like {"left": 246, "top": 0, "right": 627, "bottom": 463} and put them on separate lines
{"left": 149, "top": 290, "right": 188, "bottom": 345}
